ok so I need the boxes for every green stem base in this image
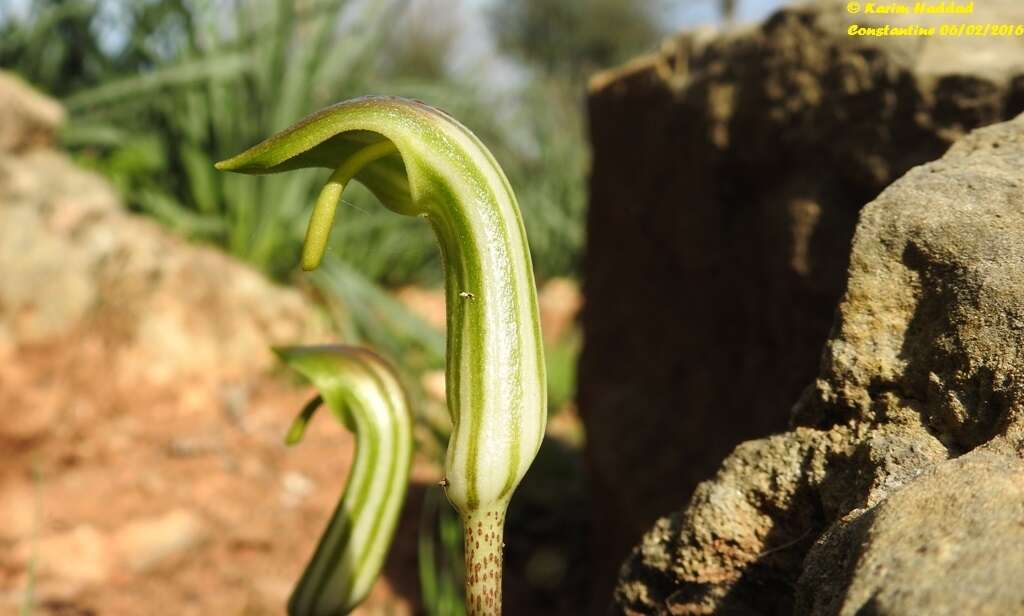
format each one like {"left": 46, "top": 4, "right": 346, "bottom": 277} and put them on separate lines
{"left": 463, "top": 505, "right": 506, "bottom": 616}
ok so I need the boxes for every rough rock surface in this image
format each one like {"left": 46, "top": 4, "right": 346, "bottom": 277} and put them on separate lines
{"left": 797, "top": 447, "right": 1024, "bottom": 616}
{"left": 0, "top": 148, "right": 327, "bottom": 386}
{"left": 580, "top": 0, "right": 1024, "bottom": 602}
{"left": 613, "top": 111, "right": 1024, "bottom": 614}
{"left": 0, "top": 72, "right": 64, "bottom": 153}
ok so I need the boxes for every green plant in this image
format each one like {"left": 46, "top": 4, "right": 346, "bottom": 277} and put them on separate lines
{"left": 418, "top": 486, "right": 467, "bottom": 616}
{"left": 5, "top": 0, "right": 585, "bottom": 286}
{"left": 490, "top": 0, "right": 665, "bottom": 83}
{"left": 276, "top": 345, "right": 413, "bottom": 615}
{"left": 218, "top": 96, "right": 547, "bottom": 615}
{"left": 58, "top": 0, "right": 408, "bottom": 279}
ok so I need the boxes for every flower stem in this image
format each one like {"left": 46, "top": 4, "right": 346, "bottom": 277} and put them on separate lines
{"left": 462, "top": 505, "right": 506, "bottom": 616}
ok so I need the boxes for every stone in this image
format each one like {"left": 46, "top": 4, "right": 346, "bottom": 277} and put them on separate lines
{"left": 796, "top": 448, "right": 1024, "bottom": 616}
{"left": 795, "top": 113, "right": 1024, "bottom": 446}
{"left": 0, "top": 478, "right": 36, "bottom": 540}
{"left": 0, "top": 360, "right": 62, "bottom": 442}
{"left": 21, "top": 525, "right": 114, "bottom": 586}
{"left": 0, "top": 151, "right": 118, "bottom": 345}
{"left": 279, "top": 471, "right": 316, "bottom": 509}
{"left": 580, "top": 0, "right": 1024, "bottom": 603}
{"left": 613, "top": 111, "right": 1024, "bottom": 613}
{"left": 0, "top": 146, "right": 328, "bottom": 388}
{"left": 0, "top": 72, "right": 65, "bottom": 153}
{"left": 112, "top": 508, "right": 207, "bottom": 573}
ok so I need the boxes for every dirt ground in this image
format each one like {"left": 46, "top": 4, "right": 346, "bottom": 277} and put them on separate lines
{"left": 0, "top": 328, "right": 438, "bottom": 616}
{"left": 0, "top": 277, "right": 586, "bottom": 616}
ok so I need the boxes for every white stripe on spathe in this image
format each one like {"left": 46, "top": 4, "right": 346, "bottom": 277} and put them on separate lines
{"left": 421, "top": 109, "right": 545, "bottom": 507}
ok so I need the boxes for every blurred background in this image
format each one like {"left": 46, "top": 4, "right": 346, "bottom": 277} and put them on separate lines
{"left": 0, "top": 1, "right": 785, "bottom": 615}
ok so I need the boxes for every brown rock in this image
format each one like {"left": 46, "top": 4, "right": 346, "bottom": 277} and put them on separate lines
{"left": 0, "top": 151, "right": 118, "bottom": 345}
{"left": 20, "top": 524, "right": 114, "bottom": 586}
{"left": 581, "top": 0, "right": 1024, "bottom": 603}
{"left": 613, "top": 107, "right": 1024, "bottom": 613}
{"left": 796, "top": 113, "right": 1024, "bottom": 447}
{"left": 616, "top": 428, "right": 847, "bottom": 615}
{"left": 796, "top": 448, "right": 1024, "bottom": 616}
{"left": 0, "top": 362, "right": 62, "bottom": 442}
{"left": 0, "top": 147, "right": 327, "bottom": 387}
{"left": 0, "top": 72, "right": 64, "bottom": 153}
{"left": 112, "top": 508, "right": 207, "bottom": 573}
{"left": 279, "top": 471, "right": 316, "bottom": 509}
{"left": 0, "top": 478, "right": 36, "bottom": 540}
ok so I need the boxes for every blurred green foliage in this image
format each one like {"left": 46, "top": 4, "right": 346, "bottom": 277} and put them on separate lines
{"left": 490, "top": 0, "right": 665, "bottom": 82}
{"left": 418, "top": 485, "right": 466, "bottom": 616}
{"left": 545, "top": 333, "right": 581, "bottom": 413}
{"left": 0, "top": 0, "right": 592, "bottom": 286}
